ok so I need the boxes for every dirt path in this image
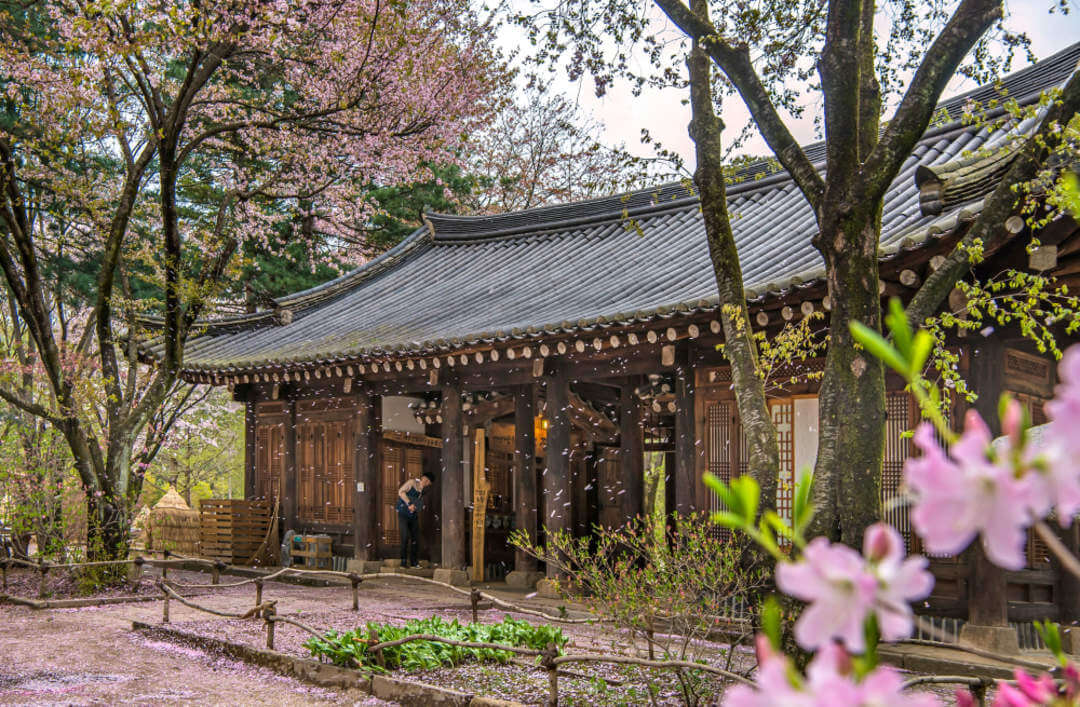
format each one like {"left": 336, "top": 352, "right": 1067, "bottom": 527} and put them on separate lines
{"left": 0, "top": 581, "right": 387, "bottom": 706}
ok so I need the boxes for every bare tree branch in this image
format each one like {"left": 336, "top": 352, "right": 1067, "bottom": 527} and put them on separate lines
{"left": 861, "top": 0, "right": 1002, "bottom": 201}
{"left": 651, "top": 0, "right": 825, "bottom": 210}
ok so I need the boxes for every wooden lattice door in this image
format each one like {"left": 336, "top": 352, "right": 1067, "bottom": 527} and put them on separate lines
{"left": 297, "top": 417, "right": 353, "bottom": 524}
{"left": 770, "top": 399, "right": 795, "bottom": 529}
{"left": 254, "top": 422, "right": 285, "bottom": 501}
{"left": 882, "top": 391, "right": 917, "bottom": 553}
{"left": 703, "top": 399, "right": 734, "bottom": 537}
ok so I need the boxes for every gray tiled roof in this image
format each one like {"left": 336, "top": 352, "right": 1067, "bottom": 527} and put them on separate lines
{"left": 169, "top": 42, "right": 1080, "bottom": 373}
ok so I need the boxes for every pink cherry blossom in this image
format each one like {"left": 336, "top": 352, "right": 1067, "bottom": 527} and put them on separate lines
{"left": 724, "top": 637, "right": 940, "bottom": 706}
{"left": 777, "top": 538, "right": 878, "bottom": 651}
{"left": 1039, "top": 345, "right": 1080, "bottom": 521}
{"left": 776, "top": 524, "right": 932, "bottom": 652}
{"left": 992, "top": 669, "right": 1060, "bottom": 706}
{"left": 905, "top": 411, "right": 1045, "bottom": 570}
{"left": 863, "top": 524, "right": 935, "bottom": 643}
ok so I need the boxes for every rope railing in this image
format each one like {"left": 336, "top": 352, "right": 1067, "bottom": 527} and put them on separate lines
{"left": 4, "top": 552, "right": 599, "bottom": 624}
{"left": 142, "top": 568, "right": 1048, "bottom": 707}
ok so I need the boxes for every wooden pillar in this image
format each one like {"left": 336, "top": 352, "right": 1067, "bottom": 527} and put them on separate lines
{"left": 674, "top": 348, "right": 697, "bottom": 515}
{"left": 961, "top": 337, "right": 1018, "bottom": 652}
{"left": 283, "top": 397, "right": 298, "bottom": 530}
{"left": 353, "top": 386, "right": 378, "bottom": 560}
{"left": 244, "top": 399, "right": 256, "bottom": 500}
{"left": 544, "top": 366, "right": 572, "bottom": 578}
{"left": 619, "top": 383, "right": 644, "bottom": 521}
{"left": 441, "top": 380, "right": 466, "bottom": 569}
{"left": 514, "top": 384, "right": 538, "bottom": 572}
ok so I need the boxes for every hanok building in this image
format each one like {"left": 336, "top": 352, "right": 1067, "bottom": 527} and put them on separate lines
{"left": 162, "top": 44, "right": 1080, "bottom": 628}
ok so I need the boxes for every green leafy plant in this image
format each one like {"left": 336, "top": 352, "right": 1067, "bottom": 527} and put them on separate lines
{"left": 512, "top": 513, "right": 768, "bottom": 706}
{"left": 304, "top": 615, "right": 567, "bottom": 672}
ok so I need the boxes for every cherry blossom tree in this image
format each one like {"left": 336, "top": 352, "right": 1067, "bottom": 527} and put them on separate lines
{"left": 464, "top": 88, "right": 661, "bottom": 213}
{"left": 0, "top": 0, "right": 505, "bottom": 563}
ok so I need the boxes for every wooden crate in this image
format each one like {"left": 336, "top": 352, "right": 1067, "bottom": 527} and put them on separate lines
{"left": 291, "top": 534, "right": 332, "bottom": 569}
{"left": 199, "top": 499, "right": 274, "bottom": 565}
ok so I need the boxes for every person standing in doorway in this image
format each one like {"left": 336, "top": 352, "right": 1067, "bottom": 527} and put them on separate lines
{"left": 396, "top": 471, "right": 435, "bottom": 568}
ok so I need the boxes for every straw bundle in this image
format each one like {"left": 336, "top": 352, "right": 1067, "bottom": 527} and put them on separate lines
{"left": 147, "top": 488, "right": 201, "bottom": 555}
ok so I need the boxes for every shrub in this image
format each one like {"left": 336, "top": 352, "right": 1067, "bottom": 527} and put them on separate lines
{"left": 304, "top": 615, "right": 567, "bottom": 672}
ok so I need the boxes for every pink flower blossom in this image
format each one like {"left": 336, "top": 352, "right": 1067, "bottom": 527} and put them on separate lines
{"left": 776, "top": 524, "right": 932, "bottom": 652}
{"left": 905, "top": 412, "right": 1045, "bottom": 570}
{"left": 724, "top": 637, "right": 940, "bottom": 706}
{"left": 992, "top": 669, "right": 1060, "bottom": 706}
{"left": 863, "top": 524, "right": 935, "bottom": 642}
{"left": 1040, "top": 345, "right": 1080, "bottom": 521}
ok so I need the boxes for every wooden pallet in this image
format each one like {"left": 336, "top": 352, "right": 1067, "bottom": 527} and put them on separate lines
{"left": 199, "top": 499, "right": 274, "bottom": 565}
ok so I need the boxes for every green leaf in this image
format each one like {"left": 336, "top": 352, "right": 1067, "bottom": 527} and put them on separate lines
{"left": 849, "top": 321, "right": 908, "bottom": 375}
{"left": 710, "top": 511, "right": 746, "bottom": 530}
{"left": 761, "top": 596, "right": 783, "bottom": 652}
{"left": 793, "top": 471, "right": 814, "bottom": 534}
{"left": 762, "top": 510, "right": 793, "bottom": 540}
{"left": 908, "top": 330, "right": 933, "bottom": 376}
{"left": 885, "top": 297, "right": 913, "bottom": 357}
{"left": 731, "top": 475, "right": 761, "bottom": 524}
{"left": 1034, "top": 620, "right": 1068, "bottom": 667}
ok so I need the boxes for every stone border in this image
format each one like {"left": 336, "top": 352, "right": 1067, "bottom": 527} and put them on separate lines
{"left": 0, "top": 592, "right": 160, "bottom": 609}
{"left": 131, "top": 621, "right": 525, "bottom": 707}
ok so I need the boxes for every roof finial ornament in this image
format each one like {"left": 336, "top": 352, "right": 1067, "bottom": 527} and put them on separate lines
{"left": 274, "top": 307, "right": 294, "bottom": 326}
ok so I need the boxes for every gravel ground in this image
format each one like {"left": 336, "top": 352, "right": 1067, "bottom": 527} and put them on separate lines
{"left": 0, "top": 566, "right": 975, "bottom": 705}
{"left": 0, "top": 568, "right": 394, "bottom": 705}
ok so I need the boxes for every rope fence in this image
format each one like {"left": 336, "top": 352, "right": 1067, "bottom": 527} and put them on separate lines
{"left": 2, "top": 553, "right": 1059, "bottom": 706}
{"left": 148, "top": 575, "right": 752, "bottom": 706}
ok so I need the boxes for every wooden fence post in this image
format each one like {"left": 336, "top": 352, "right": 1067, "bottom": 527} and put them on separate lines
{"left": 349, "top": 574, "right": 360, "bottom": 611}
{"left": 265, "top": 605, "right": 276, "bottom": 650}
{"left": 212, "top": 560, "right": 224, "bottom": 585}
{"left": 162, "top": 588, "right": 170, "bottom": 624}
{"left": 162, "top": 549, "right": 169, "bottom": 581}
{"left": 2, "top": 559, "right": 7, "bottom": 591}
{"left": 543, "top": 644, "right": 559, "bottom": 707}
{"left": 38, "top": 559, "right": 47, "bottom": 599}
{"left": 255, "top": 579, "right": 263, "bottom": 610}
{"left": 471, "top": 587, "right": 480, "bottom": 624}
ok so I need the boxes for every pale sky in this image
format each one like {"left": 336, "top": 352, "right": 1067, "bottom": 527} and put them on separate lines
{"left": 504, "top": 0, "right": 1080, "bottom": 170}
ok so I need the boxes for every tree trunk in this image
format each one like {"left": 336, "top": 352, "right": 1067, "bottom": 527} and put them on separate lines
{"left": 686, "top": 39, "right": 780, "bottom": 512}
{"left": 810, "top": 210, "right": 886, "bottom": 545}
{"left": 85, "top": 488, "right": 131, "bottom": 562}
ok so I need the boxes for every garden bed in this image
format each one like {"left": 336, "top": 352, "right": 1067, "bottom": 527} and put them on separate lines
{"left": 170, "top": 605, "right": 756, "bottom": 705}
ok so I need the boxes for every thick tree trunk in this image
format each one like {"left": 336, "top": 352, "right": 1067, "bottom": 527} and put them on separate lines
{"left": 810, "top": 210, "right": 886, "bottom": 545}
{"left": 687, "top": 41, "right": 780, "bottom": 511}
{"left": 86, "top": 489, "right": 131, "bottom": 562}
